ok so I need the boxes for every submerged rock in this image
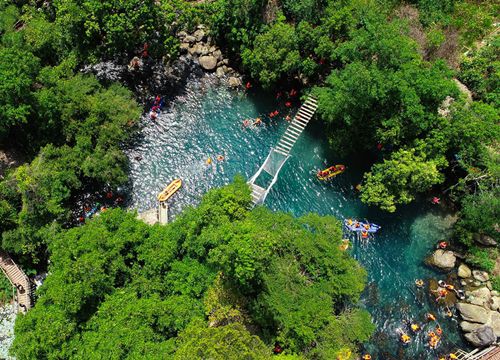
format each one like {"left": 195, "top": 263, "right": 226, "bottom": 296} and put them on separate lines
{"left": 430, "top": 249, "right": 456, "bottom": 270}
{"left": 464, "top": 326, "right": 496, "bottom": 347}
{"left": 458, "top": 263, "right": 472, "bottom": 278}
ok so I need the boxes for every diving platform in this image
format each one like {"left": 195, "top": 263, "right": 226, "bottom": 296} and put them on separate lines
{"left": 248, "top": 96, "right": 318, "bottom": 206}
{"left": 158, "top": 202, "right": 169, "bottom": 224}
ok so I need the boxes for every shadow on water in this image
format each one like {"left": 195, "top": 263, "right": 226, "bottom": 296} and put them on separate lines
{"left": 125, "top": 75, "right": 469, "bottom": 358}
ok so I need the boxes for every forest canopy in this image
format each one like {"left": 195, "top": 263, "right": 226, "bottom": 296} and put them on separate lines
{"left": 12, "top": 178, "right": 374, "bottom": 359}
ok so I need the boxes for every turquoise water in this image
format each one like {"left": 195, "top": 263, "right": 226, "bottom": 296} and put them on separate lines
{"left": 126, "top": 75, "right": 467, "bottom": 358}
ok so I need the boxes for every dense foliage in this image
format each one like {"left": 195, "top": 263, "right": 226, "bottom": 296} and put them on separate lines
{"left": 12, "top": 179, "right": 373, "bottom": 359}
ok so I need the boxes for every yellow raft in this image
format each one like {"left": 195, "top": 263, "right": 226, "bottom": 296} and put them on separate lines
{"left": 317, "top": 164, "right": 346, "bottom": 180}
{"left": 157, "top": 179, "right": 182, "bottom": 202}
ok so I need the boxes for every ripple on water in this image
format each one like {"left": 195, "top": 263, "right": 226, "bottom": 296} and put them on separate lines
{"left": 126, "top": 74, "right": 468, "bottom": 358}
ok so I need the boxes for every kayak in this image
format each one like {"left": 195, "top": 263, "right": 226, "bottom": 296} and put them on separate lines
{"left": 344, "top": 219, "right": 381, "bottom": 233}
{"left": 157, "top": 179, "right": 182, "bottom": 202}
{"left": 317, "top": 164, "right": 345, "bottom": 180}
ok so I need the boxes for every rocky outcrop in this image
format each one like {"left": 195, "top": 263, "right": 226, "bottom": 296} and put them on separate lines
{"left": 464, "top": 326, "right": 496, "bottom": 347}
{"left": 458, "top": 263, "right": 472, "bottom": 278}
{"left": 179, "top": 25, "right": 243, "bottom": 86}
{"left": 429, "top": 249, "right": 456, "bottom": 270}
{"left": 454, "top": 260, "right": 500, "bottom": 345}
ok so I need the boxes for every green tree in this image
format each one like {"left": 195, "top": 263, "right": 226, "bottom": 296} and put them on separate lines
{"left": 360, "top": 148, "right": 446, "bottom": 212}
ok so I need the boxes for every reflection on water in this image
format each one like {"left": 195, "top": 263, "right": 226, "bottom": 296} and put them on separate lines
{"left": 126, "top": 74, "right": 467, "bottom": 358}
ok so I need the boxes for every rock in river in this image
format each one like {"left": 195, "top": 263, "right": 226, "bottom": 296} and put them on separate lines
{"left": 456, "top": 302, "right": 490, "bottom": 323}
{"left": 199, "top": 56, "right": 217, "bottom": 71}
{"left": 458, "top": 263, "right": 472, "bottom": 278}
{"left": 430, "top": 249, "right": 456, "bottom": 270}
{"left": 464, "top": 326, "right": 496, "bottom": 347}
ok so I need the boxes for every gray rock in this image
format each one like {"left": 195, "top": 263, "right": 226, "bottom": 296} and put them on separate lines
{"left": 469, "top": 286, "right": 491, "bottom": 306}
{"left": 199, "top": 56, "right": 217, "bottom": 71}
{"left": 228, "top": 76, "right": 242, "bottom": 87}
{"left": 226, "top": 67, "right": 235, "bottom": 74}
{"left": 460, "top": 321, "right": 483, "bottom": 332}
{"left": 200, "top": 46, "right": 210, "bottom": 56}
{"left": 457, "top": 302, "right": 490, "bottom": 323}
{"left": 474, "top": 280, "right": 482, "bottom": 287}
{"left": 473, "top": 270, "right": 490, "bottom": 282}
{"left": 473, "top": 233, "right": 498, "bottom": 246}
{"left": 177, "top": 31, "right": 188, "bottom": 38}
{"left": 458, "top": 263, "right": 472, "bottom": 278}
{"left": 492, "top": 291, "right": 499, "bottom": 297}
{"left": 193, "top": 29, "right": 206, "bottom": 42}
{"left": 461, "top": 280, "right": 467, "bottom": 286}
{"left": 215, "top": 67, "right": 225, "bottom": 77}
{"left": 196, "top": 24, "right": 206, "bottom": 30}
{"left": 183, "top": 35, "right": 196, "bottom": 43}
{"left": 486, "top": 281, "right": 492, "bottom": 291}
{"left": 187, "top": 45, "right": 198, "bottom": 56}
{"left": 212, "top": 49, "right": 222, "bottom": 61}
{"left": 464, "top": 326, "right": 496, "bottom": 347}
{"left": 179, "top": 43, "right": 189, "bottom": 54}
{"left": 489, "top": 311, "right": 500, "bottom": 336}
{"left": 430, "top": 249, "right": 456, "bottom": 270}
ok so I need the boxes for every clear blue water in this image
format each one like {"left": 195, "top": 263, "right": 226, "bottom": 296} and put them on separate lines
{"left": 126, "top": 75, "right": 468, "bottom": 359}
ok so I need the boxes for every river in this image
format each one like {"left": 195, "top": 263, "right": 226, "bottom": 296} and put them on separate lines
{"left": 126, "top": 73, "right": 469, "bottom": 359}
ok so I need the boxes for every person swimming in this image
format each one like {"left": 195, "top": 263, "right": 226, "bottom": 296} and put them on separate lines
{"left": 254, "top": 118, "right": 262, "bottom": 126}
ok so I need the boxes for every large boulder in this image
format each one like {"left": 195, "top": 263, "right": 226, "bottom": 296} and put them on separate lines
{"left": 473, "top": 233, "right": 498, "bottom": 246}
{"left": 430, "top": 250, "right": 456, "bottom": 270}
{"left": 460, "top": 321, "right": 483, "bottom": 333}
{"left": 458, "top": 263, "right": 472, "bottom": 278}
{"left": 467, "top": 286, "right": 491, "bottom": 308}
{"left": 457, "top": 303, "right": 490, "bottom": 323}
{"left": 199, "top": 56, "right": 217, "bottom": 71}
{"left": 464, "top": 326, "right": 496, "bottom": 347}
{"left": 473, "top": 270, "right": 490, "bottom": 282}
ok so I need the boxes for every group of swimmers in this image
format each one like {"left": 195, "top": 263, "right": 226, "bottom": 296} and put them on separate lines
{"left": 206, "top": 155, "right": 225, "bottom": 165}
{"left": 242, "top": 113, "right": 293, "bottom": 128}
{"left": 396, "top": 313, "right": 443, "bottom": 348}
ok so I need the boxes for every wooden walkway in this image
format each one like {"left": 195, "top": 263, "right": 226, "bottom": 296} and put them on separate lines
{"left": 248, "top": 96, "right": 318, "bottom": 206}
{"left": 454, "top": 344, "right": 500, "bottom": 360}
{"left": 0, "top": 250, "right": 32, "bottom": 313}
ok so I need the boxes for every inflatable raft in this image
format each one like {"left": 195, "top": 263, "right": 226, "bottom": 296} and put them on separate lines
{"left": 158, "top": 179, "right": 182, "bottom": 202}
{"left": 344, "top": 219, "right": 381, "bottom": 233}
{"left": 317, "top": 164, "right": 345, "bottom": 180}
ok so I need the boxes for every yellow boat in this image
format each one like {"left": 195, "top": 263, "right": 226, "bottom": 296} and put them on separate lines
{"left": 317, "top": 164, "right": 345, "bottom": 180}
{"left": 157, "top": 179, "right": 182, "bottom": 202}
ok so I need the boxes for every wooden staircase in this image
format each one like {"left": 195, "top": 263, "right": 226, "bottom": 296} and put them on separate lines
{"left": 0, "top": 250, "right": 33, "bottom": 313}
